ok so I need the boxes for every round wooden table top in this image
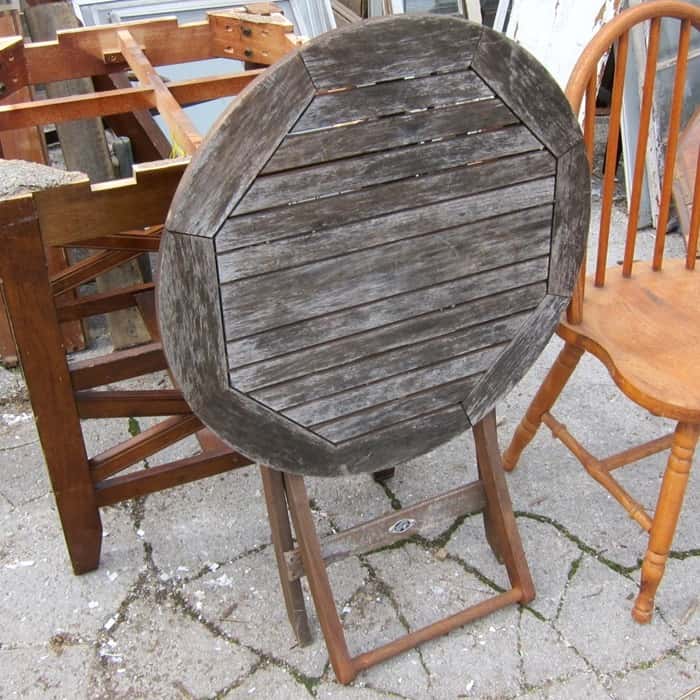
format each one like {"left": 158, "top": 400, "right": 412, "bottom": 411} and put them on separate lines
{"left": 158, "top": 14, "right": 589, "bottom": 476}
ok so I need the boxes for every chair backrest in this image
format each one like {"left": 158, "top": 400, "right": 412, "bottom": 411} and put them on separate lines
{"left": 566, "top": 1, "right": 700, "bottom": 324}
{"left": 158, "top": 15, "right": 589, "bottom": 477}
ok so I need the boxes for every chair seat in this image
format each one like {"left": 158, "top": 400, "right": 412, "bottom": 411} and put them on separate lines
{"left": 558, "top": 258, "right": 700, "bottom": 422}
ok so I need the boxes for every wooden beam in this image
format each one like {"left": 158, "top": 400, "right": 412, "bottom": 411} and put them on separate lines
{"left": 75, "top": 388, "right": 190, "bottom": 418}
{"left": 117, "top": 29, "right": 201, "bottom": 154}
{"left": 69, "top": 342, "right": 167, "bottom": 391}
{"left": 285, "top": 482, "right": 486, "bottom": 580}
{"left": 89, "top": 414, "right": 204, "bottom": 481}
{"left": 31, "top": 160, "right": 187, "bottom": 247}
{"left": 94, "top": 448, "right": 252, "bottom": 506}
{"left": 55, "top": 282, "right": 155, "bottom": 322}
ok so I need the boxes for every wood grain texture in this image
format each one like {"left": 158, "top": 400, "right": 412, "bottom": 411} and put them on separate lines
{"left": 292, "top": 70, "right": 492, "bottom": 133}
{"left": 221, "top": 191, "right": 554, "bottom": 337}
{"left": 300, "top": 14, "right": 482, "bottom": 89}
{"left": 549, "top": 141, "right": 590, "bottom": 296}
{"left": 236, "top": 121, "right": 542, "bottom": 215}
{"left": 230, "top": 282, "right": 547, "bottom": 390}
{"left": 220, "top": 175, "right": 552, "bottom": 283}
{"left": 256, "top": 309, "right": 535, "bottom": 414}
{"left": 166, "top": 52, "right": 315, "bottom": 238}
{"left": 227, "top": 257, "right": 550, "bottom": 368}
{"left": 464, "top": 295, "right": 569, "bottom": 425}
{"left": 218, "top": 148, "right": 554, "bottom": 253}
{"left": 158, "top": 14, "right": 588, "bottom": 477}
{"left": 472, "top": 24, "right": 581, "bottom": 157}
{"left": 265, "top": 98, "right": 518, "bottom": 174}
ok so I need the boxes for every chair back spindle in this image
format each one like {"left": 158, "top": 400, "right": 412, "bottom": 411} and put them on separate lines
{"left": 564, "top": 2, "right": 700, "bottom": 325}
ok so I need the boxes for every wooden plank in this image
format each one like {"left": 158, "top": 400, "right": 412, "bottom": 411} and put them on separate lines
{"left": 55, "top": 282, "right": 155, "bottom": 322}
{"left": 22, "top": 19, "right": 214, "bottom": 85}
{"left": 66, "top": 230, "right": 162, "bottom": 252}
{"left": 237, "top": 120, "right": 540, "bottom": 215}
{"left": 94, "top": 448, "right": 251, "bottom": 507}
{"left": 283, "top": 342, "right": 506, "bottom": 426}
{"left": 265, "top": 98, "right": 518, "bottom": 174}
{"left": 166, "top": 52, "right": 315, "bottom": 238}
{"left": 472, "top": 24, "right": 581, "bottom": 157}
{"left": 0, "top": 71, "right": 262, "bottom": 132}
{"left": 314, "top": 374, "right": 483, "bottom": 443}
{"left": 33, "top": 160, "right": 186, "bottom": 247}
{"left": 285, "top": 481, "right": 487, "bottom": 579}
{"left": 548, "top": 141, "right": 590, "bottom": 297}
{"left": 262, "top": 311, "right": 530, "bottom": 417}
{"left": 90, "top": 414, "right": 204, "bottom": 481}
{"left": 117, "top": 29, "right": 201, "bottom": 155}
{"left": 217, "top": 148, "right": 555, "bottom": 253}
{"left": 69, "top": 342, "right": 167, "bottom": 391}
{"left": 50, "top": 249, "right": 143, "bottom": 296}
{"left": 75, "top": 389, "right": 190, "bottom": 418}
{"left": 463, "top": 294, "right": 569, "bottom": 425}
{"left": 227, "top": 257, "right": 549, "bottom": 367}
{"left": 208, "top": 10, "right": 298, "bottom": 65}
{"left": 231, "top": 282, "right": 546, "bottom": 391}
{"left": 221, "top": 184, "right": 555, "bottom": 336}
{"left": 292, "top": 70, "right": 491, "bottom": 132}
{"left": 220, "top": 168, "right": 552, "bottom": 283}
{"left": 300, "top": 14, "right": 482, "bottom": 89}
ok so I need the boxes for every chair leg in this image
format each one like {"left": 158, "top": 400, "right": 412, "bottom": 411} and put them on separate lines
{"left": 632, "top": 422, "right": 700, "bottom": 623}
{"left": 474, "top": 411, "right": 535, "bottom": 603}
{"left": 0, "top": 198, "right": 102, "bottom": 573}
{"left": 259, "top": 466, "right": 312, "bottom": 646}
{"left": 283, "top": 472, "right": 357, "bottom": 684}
{"left": 502, "top": 342, "right": 583, "bottom": 471}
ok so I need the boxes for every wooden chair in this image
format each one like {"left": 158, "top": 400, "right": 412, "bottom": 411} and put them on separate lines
{"left": 503, "top": 1, "right": 700, "bottom": 624}
{"left": 158, "top": 15, "right": 590, "bottom": 682}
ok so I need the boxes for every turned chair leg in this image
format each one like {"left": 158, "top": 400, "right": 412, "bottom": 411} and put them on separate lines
{"left": 632, "top": 422, "right": 700, "bottom": 623}
{"left": 259, "top": 466, "right": 312, "bottom": 646}
{"left": 502, "top": 342, "right": 583, "bottom": 471}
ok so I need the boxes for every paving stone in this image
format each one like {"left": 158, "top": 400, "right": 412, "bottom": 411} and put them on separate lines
{"left": 655, "top": 557, "right": 700, "bottom": 639}
{"left": 101, "top": 589, "right": 257, "bottom": 698}
{"left": 0, "top": 643, "right": 93, "bottom": 700}
{"left": 526, "top": 670, "right": 612, "bottom": 699}
{"left": 317, "top": 681, "right": 404, "bottom": 698}
{"left": 224, "top": 664, "right": 312, "bottom": 698}
{"left": 519, "top": 611, "right": 587, "bottom": 688}
{"left": 181, "top": 548, "right": 364, "bottom": 678}
{"left": 0, "top": 498, "right": 141, "bottom": 647}
{"left": 0, "top": 420, "right": 48, "bottom": 506}
{"left": 555, "top": 555, "right": 677, "bottom": 675}
{"left": 144, "top": 468, "right": 273, "bottom": 575}
{"left": 342, "top": 579, "right": 431, "bottom": 699}
{"left": 609, "top": 652, "right": 700, "bottom": 700}
{"left": 368, "top": 543, "right": 521, "bottom": 698}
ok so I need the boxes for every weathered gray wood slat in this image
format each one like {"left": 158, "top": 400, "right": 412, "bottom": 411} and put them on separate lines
{"left": 314, "top": 375, "right": 483, "bottom": 443}
{"left": 221, "top": 182, "right": 555, "bottom": 336}
{"left": 236, "top": 118, "right": 541, "bottom": 215}
{"left": 165, "top": 53, "right": 316, "bottom": 238}
{"left": 292, "top": 70, "right": 492, "bottom": 133}
{"left": 265, "top": 98, "right": 517, "bottom": 174}
{"left": 284, "top": 481, "right": 487, "bottom": 579}
{"left": 219, "top": 174, "right": 553, "bottom": 283}
{"left": 549, "top": 142, "right": 591, "bottom": 296}
{"left": 226, "top": 256, "right": 550, "bottom": 368}
{"left": 283, "top": 342, "right": 505, "bottom": 426}
{"left": 254, "top": 310, "right": 533, "bottom": 412}
{"left": 463, "top": 294, "right": 570, "bottom": 425}
{"left": 230, "top": 282, "right": 546, "bottom": 391}
{"left": 300, "top": 14, "right": 482, "bottom": 89}
{"left": 218, "top": 148, "right": 554, "bottom": 253}
{"left": 472, "top": 27, "right": 580, "bottom": 158}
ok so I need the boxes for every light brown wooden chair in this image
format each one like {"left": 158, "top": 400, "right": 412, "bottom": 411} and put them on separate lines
{"left": 503, "top": 1, "right": 700, "bottom": 624}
